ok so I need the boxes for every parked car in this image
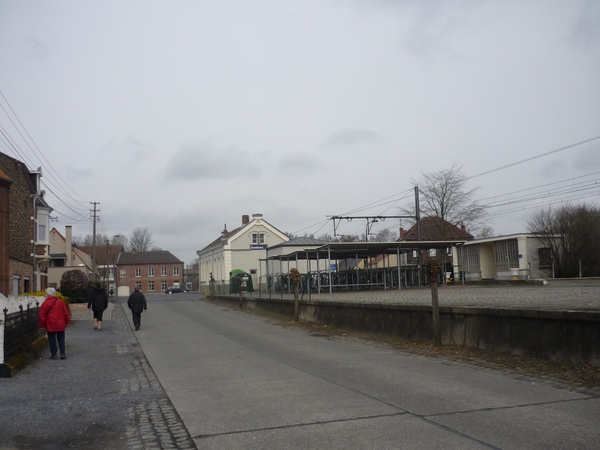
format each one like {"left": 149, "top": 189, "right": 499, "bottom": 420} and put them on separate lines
{"left": 165, "top": 285, "right": 184, "bottom": 294}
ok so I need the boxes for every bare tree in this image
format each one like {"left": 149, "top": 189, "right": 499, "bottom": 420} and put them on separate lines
{"left": 317, "top": 233, "right": 337, "bottom": 242}
{"left": 72, "top": 233, "right": 108, "bottom": 246}
{"left": 372, "top": 228, "right": 399, "bottom": 242}
{"left": 111, "top": 234, "right": 129, "bottom": 250}
{"left": 406, "top": 163, "right": 487, "bottom": 238}
{"left": 476, "top": 226, "right": 495, "bottom": 239}
{"left": 129, "top": 227, "right": 155, "bottom": 252}
{"left": 527, "top": 204, "right": 600, "bottom": 277}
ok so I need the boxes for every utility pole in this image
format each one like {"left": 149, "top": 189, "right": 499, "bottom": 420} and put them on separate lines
{"left": 414, "top": 186, "right": 421, "bottom": 241}
{"left": 91, "top": 202, "right": 99, "bottom": 282}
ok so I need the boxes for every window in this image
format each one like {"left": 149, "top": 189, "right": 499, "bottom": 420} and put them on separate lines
{"left": 120, "top": 269, "right": 126, "bottom": 278}
{"left": 148, "top": 268, "right": 154, "bottom": 277}
{"left": 135, "top": 282, "right": 142, "bottom": 289}
{"left": 495, "top": 239, "right": 519, "bottom": 271}
{"left": 38, "top": 224, "right": 46, "bottom": 242}
{"left": 173, "top": 266, "right": 180, "bottom": 276}
{"left": 252, "top": 233, "right": 258, "bottom": 244}
{"left": 148, "top": 281, "right": 155, "bottom": 291}
{"left": 109, "top": 268, "right": 114, "bottom": 278}
{"left": 259, "top": 233, "right": 265, "bottom": 244}
{"left": 429, "top": 249, "right": 437, "bottom": 257}
{"left": 539, "top": 248, "right": 552, "bottom": 269}
{"left": 161, "top": 267, "right": 167, "bottom": 276}
{"left": 250, "top": 269, "right": 257, "bottom": 275}
{"left": 161, "top": 281, "right": 168, "bottom": 291}
{"left": 135, "top": 268, "right": 141, "bottom": 277}
{"left": 50, "top": 258, "right": 65, "bottom": 268}
{"left": 460, "top": 245, "right": 480, "bottom": 272}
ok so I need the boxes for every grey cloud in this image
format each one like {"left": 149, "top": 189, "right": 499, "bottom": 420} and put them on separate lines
{"left": 63, "top": 166, "right": 94, "bottom": 181}
{"left": 570, "top": 0, "right": 600, "bottom": 48}
{"left": 121, "top": 136, "right": 155, "bottom": 161}
{"left": 276, "top": 154, "right": 319, "bottom": 175}
{"left": 572, "top": 143, "right": 600, "bottom": 171}
{"left": 165, "top": 142, "right": 262, "bottom": 181}
{"left": 323, "top": 128, "right": 379, "bottom": 147}
{"left": 20, "top": 36, "right": 51, "bottom": 60}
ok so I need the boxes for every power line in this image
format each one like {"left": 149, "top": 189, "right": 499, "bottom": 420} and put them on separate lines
{"left": 0, "top": 90, "right": 90, "bottom": 204}
{"left": 488, "top": 191, "right": 600, "bottom": 217}
{"left": 467, "top": 134, "right": 600, "bottom": 180}
{"left": 480, "top": 170, "right": 600, "bottom": 203}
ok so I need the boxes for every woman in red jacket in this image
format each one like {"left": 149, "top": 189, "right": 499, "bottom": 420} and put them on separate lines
{"left": 38, "top": 287, "right": 71, "bottom": 360}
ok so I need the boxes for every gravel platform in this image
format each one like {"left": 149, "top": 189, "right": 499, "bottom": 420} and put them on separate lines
{"left": 0, "top": 302, "right": 196, "bottom": 449}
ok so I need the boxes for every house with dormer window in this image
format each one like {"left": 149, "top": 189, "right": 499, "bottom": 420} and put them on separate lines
{"left": 197, "top": 213, "right": 289, "bottom": 289}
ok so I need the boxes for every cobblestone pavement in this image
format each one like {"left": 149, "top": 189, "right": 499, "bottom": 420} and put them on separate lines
{"left": 260, "top": 279, "right": 600, "bottom": 311}
{"left": 0, "top": 302, "right": 196, "bottom": 450}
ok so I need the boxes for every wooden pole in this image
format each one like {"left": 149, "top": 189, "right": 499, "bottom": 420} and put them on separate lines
{"left": 426, "top": 257, "right": 442, "bottom": 346}
{"left": 431, "top": 279, "right": 441, "bottom": 346}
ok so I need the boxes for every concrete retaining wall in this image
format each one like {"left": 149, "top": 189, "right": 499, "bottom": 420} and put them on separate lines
{"left": 215, "top": 295, "right": 600, "bottom": 367}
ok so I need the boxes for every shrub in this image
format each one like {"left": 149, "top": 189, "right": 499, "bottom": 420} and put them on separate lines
{"left": 60, "top": 270, "right": 89, "bottom": 303}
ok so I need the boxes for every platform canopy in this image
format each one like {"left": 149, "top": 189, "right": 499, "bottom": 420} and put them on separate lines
{"left": 264, "top": 240, "right": 467, "bottom": 262}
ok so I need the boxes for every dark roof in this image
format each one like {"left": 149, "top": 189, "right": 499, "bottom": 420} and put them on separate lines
{"left": 77, "top": 245, "right": 123, "bottom": 265}
{"left": 265, "top": 240, "right": 466, "bottom": 262}
{"left": 0, "top": 151, "right": 37, "bottom": 194}
{"left": 0, "top": 168, "right": 11, "bottom": 183}
{"left": 400, "top": 217, "right": 474, "bottom": 241}
{"left": 199, "top": 224, "right": 246, "bottom": 253}
{"left": 117, "top": 250, "right": 182, "bottom": 265}
{"left": 269, "top": 237, "right": 328, "bottom": 249}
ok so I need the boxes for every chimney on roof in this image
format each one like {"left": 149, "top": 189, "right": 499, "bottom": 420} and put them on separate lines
{"left": 461, "top": 224, "right": 466, "bottom": 231}
{"left": 222, "top": 224, "right": 228, "bottom": 235}
{"left": 242, "top": 215, "right": 249, "bottom": 225}
{"left": 399, "top": 228, "right": 405, "bottom": 239}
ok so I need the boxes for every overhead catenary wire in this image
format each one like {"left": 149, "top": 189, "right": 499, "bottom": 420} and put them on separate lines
{"left": 488, "top": 190, "right": 600, "bottom": 217}
{"left": 467, "top": 134, "right": 600, "bottom": 180}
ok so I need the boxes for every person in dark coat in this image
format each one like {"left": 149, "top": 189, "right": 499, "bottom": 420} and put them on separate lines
{"left": 87, "top": 282, "right": 108, "bottom": 331}
{"left": 38, "top": 287, "right": 71, "bottom": 360}
{"left": 127, "top": 286, "right": 147, "bottom": 331}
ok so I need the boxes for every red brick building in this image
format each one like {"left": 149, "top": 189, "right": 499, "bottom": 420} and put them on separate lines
{"left": 116, "top": 250, "right": 184, "bottom": 296}
{"left": 0, "top": 169, "right": 11, "bottom": 296}
{"left": 0, "top": 152, "right": 53, "bottom": 295}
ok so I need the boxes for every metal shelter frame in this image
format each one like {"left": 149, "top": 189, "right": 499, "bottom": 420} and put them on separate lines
{"left": 260, "top": 240, "right": 466, "bottom": 298}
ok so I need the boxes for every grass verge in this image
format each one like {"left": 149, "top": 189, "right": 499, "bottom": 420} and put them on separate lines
{"left": 221, "top": 300, "right": 600, "bottom": 393}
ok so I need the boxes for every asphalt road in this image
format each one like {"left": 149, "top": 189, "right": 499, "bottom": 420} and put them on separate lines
{"left": 134, "top": 293, "right": 600, "bottom": 450}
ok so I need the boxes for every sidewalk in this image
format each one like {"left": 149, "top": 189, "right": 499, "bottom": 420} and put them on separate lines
{"left": 70, "top": 301, "right": 116, "bottom": 321}
{"left": 0, "top": 300, "right": 196, "bottom": 449}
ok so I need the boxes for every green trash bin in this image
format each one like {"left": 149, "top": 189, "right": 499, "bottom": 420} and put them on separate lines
{"left": 230, "top": 272, "right": 254, "bottom": 294}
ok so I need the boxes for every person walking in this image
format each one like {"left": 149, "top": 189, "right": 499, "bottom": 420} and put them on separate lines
{"left": 127, "top": 285, "right": 147, "bottom": 331}
{"left": 38, "top": 287, "right": 71, "bottom": 360}
{"left": 87, "top": 282, "right": 108, "bottom": 331}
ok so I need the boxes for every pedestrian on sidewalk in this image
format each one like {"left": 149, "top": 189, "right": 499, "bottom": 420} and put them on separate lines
{"left": 127, "top": 285, "right": 147, "bottom": 331}
{"left": 38, "top": 287, "right": 71, "bottom": 360}
{"left": 87, "top": 282, "right": 108, "bottom": 331}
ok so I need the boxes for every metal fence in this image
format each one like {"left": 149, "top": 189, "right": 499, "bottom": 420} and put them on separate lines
{"left": 202, "top": 265, "right": 464, "bottom": 301}
{"left": 3, "top": 303, "right": 44, "bottom": 361}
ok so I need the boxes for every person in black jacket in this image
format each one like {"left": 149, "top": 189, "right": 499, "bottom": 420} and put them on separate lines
{"left": 127, "top": 286, "right": 147, "bottom": 331}
{"left": 87, "top": 282, "right": 109, "bottom": 331}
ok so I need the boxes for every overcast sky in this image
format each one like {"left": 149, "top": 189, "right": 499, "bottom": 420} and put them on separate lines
{"left": 1, "top": 0, "right": 599, "bottom": 264}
